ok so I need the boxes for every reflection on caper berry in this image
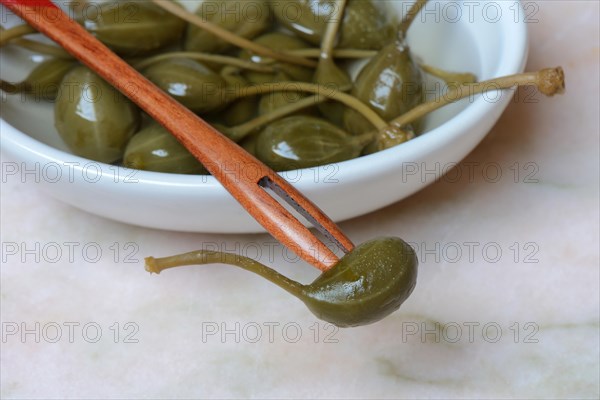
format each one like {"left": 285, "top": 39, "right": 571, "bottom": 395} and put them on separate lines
{"left": 239, "top": 32, "right": 314, "bottom": 84}
{"left": 255, "top": 116, "right": 371, "bottom": 171}
{"left": 123, "top": 123, "right": 207, "bottom": 175}
{"left": 142, "top": 58, "right": 227, "bottom": 114}
{"left": 54, "top": 66, "right": 140, "bottom": 163}
{"left": 271, "top": 0, "right": 394, "bottom": 50}
{"left": 81, "top": 1, "right": 186, "bottom": 56}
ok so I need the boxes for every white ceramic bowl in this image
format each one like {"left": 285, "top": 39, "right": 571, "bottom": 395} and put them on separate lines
{"left": 0, "top": 0, "right": 528, "bottom": 233}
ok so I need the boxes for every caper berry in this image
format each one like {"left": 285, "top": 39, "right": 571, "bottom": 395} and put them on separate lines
{"left": 142, "top": 58, "right": 227, "bottom": 114}
{"left": 81, "top": 0, "right": 186, "bottom": 56}
{"left": 255, "top": 116, "right": 371, "bottom": 171}
{"left": 344, "top": 39, "right": 424, "bottom": 135}
{"left": 54, "top": 66, "right": 140, "bottom": 163}
{"left": 185, "top": 0, "right": 271, "bottom": 54}
{"left": 123, "top": 123, "right": 207, "bottom": 174}
{"left": 239, "top": 32, "right": 314, "bottom": 84}
{"left": 301, "top": 237, "right": 418, "bottom": 327}
{"left": 271, "top": 0, "right": 394, "bottom": 50}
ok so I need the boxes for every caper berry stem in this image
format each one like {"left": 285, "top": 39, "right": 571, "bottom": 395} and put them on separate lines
{"left": 354, "top": 132, "right": 378, "bottom": 149}
{"left": 286, "top": 48, "right": 377, "bottom": 59}
{"left": 9, "top": 37, "right": 72, "bottom": 58}
{"left": 228, "top": 95, "right": 325, "bottom": 141}
{"left": 420, "top": 63, "right": 477, "bottom": 85}
{"left": 134, "top": 51, "right": 275, "bottom": 73}
{"left": 227, "top": 82, "right": 388, "bottom": 130}
{"left": 145, "top": 251, "right": 305, "bottom": 298}
{"left": 0, "top": 79, "right": 19, "bottom": 94}
{"left": 0, "top": 24, "right": 36, "bottom": 47}
{"left": 320, "top": 0, "right": 347, "bottom": 60}
{"left": 398, "top": 0, "right": 428, "bottom": 38}
{"left": 151, "top": 0, "right": 317, "bottom": 68}
{"left": 389, "top": 67, "right": 566, "bottom": 128}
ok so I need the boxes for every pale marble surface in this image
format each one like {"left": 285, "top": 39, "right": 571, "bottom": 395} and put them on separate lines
{"left": 1, "top": 1, "right": 599, "bottom": 399}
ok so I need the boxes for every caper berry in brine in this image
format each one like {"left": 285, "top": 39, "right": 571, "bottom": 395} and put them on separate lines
{"left": 123, "top": 123, "right": 207, "bottom": 174}
{"left": 54, "top": 66, "right": 140, "bottom": 163}
{"left": 270, "top": 0, "right": 335, "bottom": 46}
{"left": 81, "top": 0, "right": 186, "bottom": 56}
{"left": 239, "top": 32, "right": 314, "bottom": 84}
{"left": 142, "top": 58, "right": 227, "bottom": 114}
{"left": 0, "top": 58, "right": 75, "bottom": 100}
{"left": 271, "top": 0, "right": 393, "bottom": 50}
{"left": 344, "top": 38, "right": 424, "bottom": 135}
{"left": 255, "top": 116, "right": 371, "bottom": 171}
{"left": 184, "top": 0, "right": 271, "bottom": 54}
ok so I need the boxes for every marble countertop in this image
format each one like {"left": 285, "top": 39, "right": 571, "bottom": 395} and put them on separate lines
{"left": 1, "top": 1, "right": 598, "bottom": 399}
